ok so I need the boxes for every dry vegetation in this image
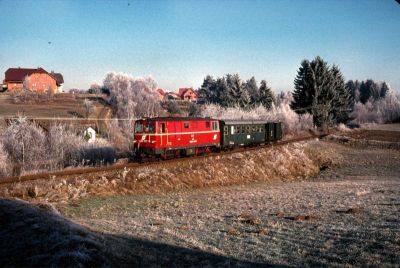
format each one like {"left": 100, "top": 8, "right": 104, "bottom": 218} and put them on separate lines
{"left": 0, "top": 141, "right": 330, "bottom": 202}
{"left": 0, "top": 126, "right": 399, "bottom": 266}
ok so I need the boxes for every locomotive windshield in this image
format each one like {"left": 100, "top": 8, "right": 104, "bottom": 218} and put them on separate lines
{"left": 134, "top": 121, "right": 143, "bottom": 133}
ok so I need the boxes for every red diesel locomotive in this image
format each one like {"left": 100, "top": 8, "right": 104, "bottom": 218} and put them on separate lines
{"left": 133, "top": 117, "right": 220, "bottom": 158}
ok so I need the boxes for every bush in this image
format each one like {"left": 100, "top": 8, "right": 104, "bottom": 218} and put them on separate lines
{"left": 80, "top": 139, "right": 117, "bottom": 166}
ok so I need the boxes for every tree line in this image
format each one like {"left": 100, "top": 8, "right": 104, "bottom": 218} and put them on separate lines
{"left": 198, "top": 74, "right": 276, "bottom": 110}
{"left": 196, "top": 56, "right": 396, "bottom": 130}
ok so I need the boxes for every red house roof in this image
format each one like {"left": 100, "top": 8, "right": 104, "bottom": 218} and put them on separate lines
{"left": 50, "top": 72, "right": 64, "bottom": 84}
{"left": 4, "top": 67, "right": 64, "bottom": 85}
{"left": 4, "top": 67, "right": 48, "bottom": 82}
{"left": 178, "top": 87, "right": 196, "bottom": 98}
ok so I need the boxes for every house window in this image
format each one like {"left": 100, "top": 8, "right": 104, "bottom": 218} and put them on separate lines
{"left": 184, "top": 122, "right": 190, "bottom": 128}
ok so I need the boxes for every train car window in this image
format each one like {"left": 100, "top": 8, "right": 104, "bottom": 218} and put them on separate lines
{"left": 246, "top": 126, "right": 250, "bottom": 133}
{"left": 206, "top": 122, "right": 210, "bottom": 128}
{"left": 252, "top": 126, "right": 257, "bottom": 132}
{"left": 259, "top": 126, "right": 263, "bottom": 133}
{"left": 160, "top": 123, "right": 166, "bottom": 133}
{"left": 235, "top": 126, "right": 240, "bottom": 134}
{"left": 212, "top": 121, "right": 218, "bottom": 130}
{"left": 231, "top": 126, "right": 235, "bottom": 135}
{"left": 184, "top": 122, "right": 190, "bottom": 129}
{"left": 224, "top": 126, "right": 228, "bottom": 135}
{"left": 134, "top": 122, "right": 143, "bottom": 133}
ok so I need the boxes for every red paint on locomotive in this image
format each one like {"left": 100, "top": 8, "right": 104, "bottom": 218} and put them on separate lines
{"left": 133, "top": 118, "right": 220, "bottom": 157}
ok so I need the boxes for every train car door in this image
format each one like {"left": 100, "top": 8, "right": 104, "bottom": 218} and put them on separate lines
{"left": 175, "top": 121, "right": 182, "bottom": 145}
{"left": 160, "top": 122, "right": 167, "bottom": 147}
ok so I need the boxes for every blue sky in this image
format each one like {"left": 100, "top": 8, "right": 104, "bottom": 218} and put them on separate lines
{"left": 0, "top": 0, "right": 399, "bottom": 92}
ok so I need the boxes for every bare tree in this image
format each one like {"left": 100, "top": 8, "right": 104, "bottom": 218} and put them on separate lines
{"left": 102, "top": 72, "right": 161, "bottom": 141}
{"left": 0, "top": 142, "right": 11, "bottom": 178}
{"left": 1, "top": 117, "right": 46, "bottom": 175}
{"left": 84, "top": 98, "right": 94, "bottom": 119}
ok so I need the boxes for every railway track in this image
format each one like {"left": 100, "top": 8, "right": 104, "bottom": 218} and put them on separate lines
{"left": 0, "top": 134, "right": 321, "bottom": 185}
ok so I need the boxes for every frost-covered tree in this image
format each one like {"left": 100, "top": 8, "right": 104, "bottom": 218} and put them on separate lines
{"left": 1, "top": 118, "right": 46, "bottom": 173}
{"left": 83, "top": 98, "right": 94, "bottom": 118}
{"left": 291, "top": 56, "right": 348, "bottom": 129}
{"left": 351, "top": 89, "right": 400, "bottom": 124}
{"left": 47, "top": 124, "right": 86, "bottom": 169}
{"left": 258, "top": 80, "right": 275, "bottom": 110}
{"left": 103, "top": 72, "right": 161, "bottom": 139}
{"left": 0, "top": 142, "right": 11, "bottom": 178}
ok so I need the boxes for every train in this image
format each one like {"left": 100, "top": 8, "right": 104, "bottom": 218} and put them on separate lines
{"left": 133, "top": 117, "right": 282, "bottom": 159}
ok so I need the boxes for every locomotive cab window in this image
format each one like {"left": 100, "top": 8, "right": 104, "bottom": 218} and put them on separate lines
{"left": 212, "top": 121, "right": 218, "bottom": 130}
{"left": 145, "top": 122, "right": 155, "bottom": 133}
{"left": 184, "top": 122, "right": 190, "bottom": 128}
{"left": 206, "top": 122, "right": 210, "bottom": 128}
{"left": 134, "top": 122, "right": 143, "bottom": 133}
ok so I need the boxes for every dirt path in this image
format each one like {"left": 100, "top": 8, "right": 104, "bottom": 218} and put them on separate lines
{"left": 59, "top": 141, "right": 400, "bottom": 266}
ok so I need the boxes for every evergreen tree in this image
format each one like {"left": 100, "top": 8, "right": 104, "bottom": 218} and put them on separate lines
{"left": 215, "top": 77, "right": 230, "bottom": 106}
{"left": 228, "top": 74, "right": 249, "bottom": 108}
{"left": 244, "top": 76, "right": 259, "bottom": 106}
{"left": 291, "top": 60, "right": 314, "bottom": 114}
{"left": 330, "top": 65, "right": 349, "bottom": 123}
{"left": 259, "top": 80, "right": 275, "bottom": 110}
{"left": 380, "top": 82, "right": 389, "bottom": 98}
{"left": 198, "top": 75, "right": 217, "bottom": 103}
{"left": 291, "top": 56, "right": 348, "bottom": 129}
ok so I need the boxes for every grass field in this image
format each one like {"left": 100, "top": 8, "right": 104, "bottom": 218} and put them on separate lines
{"left": 0, "top": 93, "right": 109, "bottom": 119}
{"left": 0, "top": 125, "right": 399, "bottom": 266}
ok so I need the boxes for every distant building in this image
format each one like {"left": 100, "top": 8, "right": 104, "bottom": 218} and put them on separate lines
{"left": 177, "top": 87, "right": 198, "bottom": 102}
{"left": 2, "top": 67, "right": 63, "bottom": 94}
{"left": 164, "top": 92, "right": 180, "bottom": 100}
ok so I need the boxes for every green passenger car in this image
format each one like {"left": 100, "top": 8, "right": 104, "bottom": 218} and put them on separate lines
{"left": 219, "top": 120, "right": 282, "bottom": 147}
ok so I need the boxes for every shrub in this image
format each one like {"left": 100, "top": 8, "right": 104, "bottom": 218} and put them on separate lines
{"left": 80, "top": 139, "right": 117, "bottom": 166}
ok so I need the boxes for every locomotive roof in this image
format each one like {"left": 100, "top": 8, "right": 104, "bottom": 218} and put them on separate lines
{"left": 138, "top": 117, "right": 215, "bottom": 121}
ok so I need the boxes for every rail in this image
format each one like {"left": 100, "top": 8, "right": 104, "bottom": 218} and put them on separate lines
{"left": 0, "top": 134, "right": 321, "bottom": 185}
